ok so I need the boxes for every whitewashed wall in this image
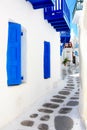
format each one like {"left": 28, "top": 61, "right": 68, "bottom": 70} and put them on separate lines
{"left": 0, "top": 0, "right": 61, "bottom": 128}
{"left": 79, "top": 0, "right": 87, "bottom": 128}
{"left": 63, "top": 48, "right": 73, "bottom": 62}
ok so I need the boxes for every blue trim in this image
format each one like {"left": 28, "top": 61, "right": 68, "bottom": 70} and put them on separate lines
{"left": 44, "top": 41, "right": 50, "bottom": 79}
{"left": 44, "top": 0, "right": 70, "bottom": 32}
{"left": 26, "top": 0, "right": 54, "bottom": 9}
{"left": 60, "top": 31, "right": 71, "bottom": 43}
{"left": 7, "top": 22, "right": 22, "bottom": 86}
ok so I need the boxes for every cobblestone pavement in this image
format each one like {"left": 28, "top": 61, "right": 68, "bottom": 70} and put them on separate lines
{"left": 2, "top": 74, "right": 85, "bottom": 130}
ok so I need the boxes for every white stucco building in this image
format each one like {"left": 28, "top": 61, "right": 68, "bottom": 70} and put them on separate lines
{"left": 0, "top": 0, "right": 61, "bottom": 128}
{"left": 1, "top": 0, "right": 87, "bottom": 129}
{"left": 73, "top": 0, "right": 87, "bottom": 128}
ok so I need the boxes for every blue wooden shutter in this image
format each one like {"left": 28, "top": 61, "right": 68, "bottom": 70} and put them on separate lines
{"left": 44, "top": 41, "right": 50, "bottom": 79}
{"left": 7, "top": 22, "right": 21, "bottom": 86}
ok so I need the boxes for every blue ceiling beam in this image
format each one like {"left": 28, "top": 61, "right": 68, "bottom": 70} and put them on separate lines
{"left": 26, "top": 0, "right": 55, "bottom": 9}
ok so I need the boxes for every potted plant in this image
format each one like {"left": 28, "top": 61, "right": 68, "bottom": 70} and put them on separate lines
{"left": 62, "top": 58, "right": 70, "bottom": 66}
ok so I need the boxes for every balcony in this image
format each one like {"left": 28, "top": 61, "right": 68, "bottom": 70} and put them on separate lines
{"left": 60, "top": 31, "right": 71, "bottom": 43}
{"left": 44, "top": 0, "right": 70, "bottom": 31}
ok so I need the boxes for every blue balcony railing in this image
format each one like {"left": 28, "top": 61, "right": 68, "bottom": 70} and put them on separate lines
{"left": 44, "top": 0, "right": 70, "bottom": 31}
{"left": 60, "top": 31, "right": 71, "bottom": 43}
{"left": 26, "top": 0, "right": 55, "bottom": 9}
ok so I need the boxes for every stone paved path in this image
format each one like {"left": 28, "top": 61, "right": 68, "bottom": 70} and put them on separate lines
{"left": 2, "top": 74, "right": 85, "bottom": 130}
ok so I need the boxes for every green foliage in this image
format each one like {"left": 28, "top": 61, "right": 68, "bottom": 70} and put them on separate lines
{"left": 62, "top": 58, "right": 70, "bottom": 65}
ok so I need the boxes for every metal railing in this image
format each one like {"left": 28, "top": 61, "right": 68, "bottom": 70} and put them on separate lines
{"left": 44, "top": 0, "right": 70, "bottom": 20}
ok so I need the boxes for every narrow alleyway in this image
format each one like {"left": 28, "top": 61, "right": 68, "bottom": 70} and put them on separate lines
{"left": 2, "top": 69, "right": 85, "bottom": 130}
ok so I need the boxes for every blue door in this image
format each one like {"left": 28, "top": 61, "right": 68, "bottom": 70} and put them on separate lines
{"left": 44, "top": 41, "right": 50, "bottom": 79}
{"left": 7, "top": 22, "right": 21, "bottom": 86}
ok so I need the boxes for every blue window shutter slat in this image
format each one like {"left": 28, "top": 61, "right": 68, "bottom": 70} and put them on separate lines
{"left": 44, "top": 41, "right": 50, "bottom": 79}
{"left": 7, "top": 22, "right": 21, "bottom": 86}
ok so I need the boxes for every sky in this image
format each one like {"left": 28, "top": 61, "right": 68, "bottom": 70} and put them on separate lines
{"left": 66, "top": 0, "right": 78, "bottom": 37}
